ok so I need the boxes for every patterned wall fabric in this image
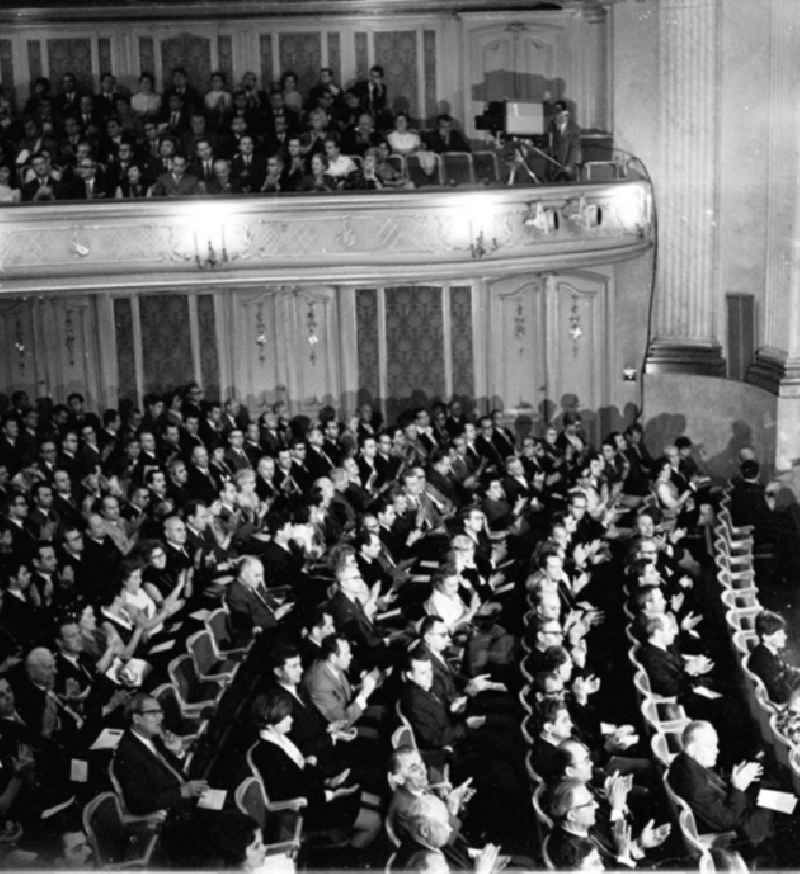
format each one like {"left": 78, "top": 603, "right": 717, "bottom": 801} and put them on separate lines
{"left": 114, "top": 297, "right": 136, "bottom": 403}
{"left": 139, "top": 37, "right": 155, "bottom": 83}
{"left": 423, "top": 30, "right": 436, "bottom": 125}
{"left": 354, "top": 32, "right": 368, "bottom": 81}
{"left": 217, "top": 35, "right": 233, "bottom": 84}
{"left": 98, "top": 38, "right": 112, "bottom": 77}
{"left": 48, "top": 39, "right": 93, "bottom": 90}
{"left": 140, "top": 294, "right": 193, "bottom": 394}
{"left": 450, "top": 285, "right": 474, "bottom": 402}
{"left": 0, "top": 41, "right": 12, "bottom": 91}
{"left": 355, "top": 288, "right": 379, "bottom": 406}
{"left": 326, "top": 32, "right": 341, "bottom": 86}
{"left": 161, "top": 34, "right": 211, "bottom": 95}
{"left": 385, "top": 285, "right": 444, "bottom": 420}
{"left": 374, "top": 30, "right": 418, "bottom": 120}
{"left": 197, "top": 294, "right": 220, "bottom": 399}
{"left": 27, "top": 41, "right": 42, "bottom": 82}
{"left": 259, "top": 34, "right": 274, "bottom": 88}
{"left": 278, "top": 32, "right": 321, "bottom": 95}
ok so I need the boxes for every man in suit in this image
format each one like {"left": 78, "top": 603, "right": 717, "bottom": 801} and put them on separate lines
{"left": 185, "top": 445, "right": 218, "bottom": 504}
{"left": 424, "top": 114, "right": 471, "bottom": 154}
{"left": 53, "top": 73, "right": 81, "bottom": 121}
{"left": 21, "top": 152, "right": 60, "bottom": 202}
{"left": 188, "top": 138, "right": 217, "bottom": 185}
{"left": 150, "top": 154, "right": 199, "bottom": 197}
{"left": 353, "top": 65, "right": 389, "bottom": 128}
{"left": 303, "top": 635, "right": 379, "bottom": 727}
{"left": 230, "top": 134, "right": 266, "bottom": 193}
{"left": 113, "top": 693, "right": 252, "bottom": 865}
{"left": 546, "top": 100, "right": 581, "bottom": 181}
{"left": 748, "top": 610, "right": 800, "bottom": 705}
{"left": 226, "top": 556, "right": 294, "bottom": 646}
{"left": 668, "top": 720, "right": 772, "bottom": 847}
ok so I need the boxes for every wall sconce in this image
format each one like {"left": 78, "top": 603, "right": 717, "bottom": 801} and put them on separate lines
{"left": 194, "top": 227, "right": 229, "bottom": 270}
{"left": 524, "top": 201, "right": 559, "bottom": 234}
{"left": 622, "top": 367, "right": 638, "bottom": 382}
{"left": 568, "top": 293, "right": 582, "bottom": 355}
{"left": 307, "top": 304, "right": 319, "bottom": 364}
{"left": 471, "top": 231, "right": 499, "bottom": 260}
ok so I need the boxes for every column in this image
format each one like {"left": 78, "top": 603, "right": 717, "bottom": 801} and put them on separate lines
{"left": 645, "top": 0, "right": 725, "bottom": 376}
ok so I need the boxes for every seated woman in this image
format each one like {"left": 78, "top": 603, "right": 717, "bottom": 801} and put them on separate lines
{"left": 387, "top": 112, "right": 422, "bottom": 154}
{"left": 654, "top": 460, "right": 697, "bottom": 530}
{"left": 130, "top": 72, "right": 161, "bottom": 120}
{"left": 115, "top": 163, "right": 149, "bottom": 199}
{"left": 280, "top": 71, "right": 304, "bottom": 114}
{"left": 249, "top": 692, "right": 380, "bottom": 848}
{"left": 116, "top": 557, "right": 183, "bottom": 639}
{"left": 204, "top": 71, "right": 233, "bottom": 128}
{"left": 424, "top": 569, "right": 479, "bottom": 637}
{"left": 78, "top": 602, "right": 138, "bottom": 673}
{"left": 0, "top": 165, "right": 21, "bottom": 203}
{"left": 299, "top": 153, "right": 334, "bottom": 192}
{"left": 375, "top": 141, "right": 407, "bottom": 189}
{"left": 142, "top": 540, "right": 175, "bottom": 605}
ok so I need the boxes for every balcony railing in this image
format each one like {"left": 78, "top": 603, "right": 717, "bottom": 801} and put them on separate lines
{"left": 0, "top": 173, "right": 653, "bottom": 290}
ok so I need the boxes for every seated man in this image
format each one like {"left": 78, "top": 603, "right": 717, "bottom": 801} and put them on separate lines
{"left": 386, "top": 747, "right": 474, "bottom": 868}
{"left": 113, "top": 693, "right": 250, "bottom": 865}
{"left": 668, "top": 720, "right": 772, "bottom": 848}
{"left": 225, "top": 556, "right": 294, "bottom": 647}
{"left": 748, "top": 611, "right": 800, "bottom": 705}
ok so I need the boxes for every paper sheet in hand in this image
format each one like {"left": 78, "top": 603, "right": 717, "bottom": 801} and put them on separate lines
{"left": 190, "top": 609, "right": 212, "bottom": 622}
{"left": 148, "top": 638, "right": 176, "bottom": 655}
{"left": 90, "top": 728, "right": 124, "bottom": 750}
{"left": 105, "top": 657, "right": 149, "bottom": 687}
{"left": 757, "top": 789, "right": 797, "bottom": 814}
{"left": 419, "top": 560, "right": 440, "bottom": 570}
{"left": 70, "top": 759, "right": 88, "bottom": 783}
{"left": 375, "top": 608, "right": 402, "bottom": 621}
{"left": 197, "top": 788, "right": 227, "bottom": 811}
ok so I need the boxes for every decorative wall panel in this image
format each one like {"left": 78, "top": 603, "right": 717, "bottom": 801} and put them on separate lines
{"left": 374, "top": 30, "right": 418, "bottom": 118}
{"left": 290, "top": 286, "right": 340, "bottom": 415}
{"left": 48, "top": 39, "right": 93, "bottom": 90}
{"left": 354, "top": 32, "right": 368, "bottom": 80}
{"left": 139, "top": 37, "right": 155, "bottom": 81}
{"left": 0, "top": 41, "right": 14, "bottom": 91}
{"left": 98, "top": 38, "right": 112, "bottom": 76}
{"left": 326, "top": 32, "right": 342, "bottom": 85}
{"left": 160, "top": 34, "right": 211, "bottom": 96}
{"left": 259, "top": 34, "right": 274, "bottom": 88}
{"left": 0, "top": 300, "right": 35, "bottom": 398}
{"left": 114, "top": 297, "right": 135, "bottom": 402}
{"left": 217, "top": 35, "right": 234, "bottom": 84}
{"left": 450, "top": 285, "right": 474, "bottom": 401}
{"left": 278, "top": 32, "right": 321, "bottom": 95}
{"left": 385, "top": 286, "right": 444, "bottom": 421}
{"left": 356, "top": 288, "right": 379, "bottom": 405}
{"left": 139, "top": 294, "right": 193, "bottom": 394}
{"left": 27, "top": 41, "right": 42, "bottom": 82}
{"left": 197, "top": 294, "right": 220, "bottom": 399}
{"left": 488, "top": 275, "right": 547, "bottom": 416}
{"left": 423, "top": 30, "right": 436, "bottom": 124}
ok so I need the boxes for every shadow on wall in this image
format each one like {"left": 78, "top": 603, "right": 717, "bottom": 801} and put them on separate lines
{"left": 471, "top": 73, "right": 566, "bottom": 106}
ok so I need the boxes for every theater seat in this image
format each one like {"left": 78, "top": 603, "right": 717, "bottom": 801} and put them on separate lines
{"left": 472, "top": 150, "right": 500, "bottom": 184}
{"left": 150, "top": 682, "right": 206, "bottom": 741}
{"left": 234, "top": 774, "right": 305, "bottom": 850}
{"left": 441, "top": 152, "right": 474, "bottom": 186}
{"left": 186, "top": 630, "right": 238, "bottom": 682}
{"left": 205, "top": 606, "right": 251, "bottom": 659}
{"left": 168, "top": 655, "right": 224, "bottom": 717}
{"left": 83, "top": 791, "right": 161, "bottom": 869}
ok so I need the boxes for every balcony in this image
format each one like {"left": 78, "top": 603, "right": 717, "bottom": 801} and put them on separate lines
{"left": 0, "top": 177, "right": 652, "bottom": 292}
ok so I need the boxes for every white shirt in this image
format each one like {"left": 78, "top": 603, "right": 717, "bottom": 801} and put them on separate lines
{"left": 326, "top": 155, "right": 356, "bottom": 178}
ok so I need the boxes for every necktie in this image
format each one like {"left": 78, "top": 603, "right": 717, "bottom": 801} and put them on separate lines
{"left": 172, "top": 111, "right": 179, "bottom": 126}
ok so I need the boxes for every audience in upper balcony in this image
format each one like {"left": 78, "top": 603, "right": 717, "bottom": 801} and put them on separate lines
{"left": 1, "top": 60, "right": 585, "bottom": 204}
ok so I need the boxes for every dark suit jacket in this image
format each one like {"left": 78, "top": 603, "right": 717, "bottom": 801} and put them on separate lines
{"left": 226, "top": 580, "right": 278, "bottom": 645}
{"left": 231, "top": 154, "right": 266, "bottom": 192}
{"left": 151, "top": 171, "right": 200, "bottom": 197}
{"left": 327, "top": 590, "right": 383, "bottom": 653}
{"left": 186, "top": 465, "right": 218, "bottom": 504}
{"left": 748, "top": 643, "right": 800, "bottom": 705}
{"left": 668, "top": 751, "right": 771, "bottom": 844}
{"left": 113, "top": 730, "right": 185, "bottom": 814}
{"left": 424, "top": 129, "right": 472, "bottom": 154}
{"left": 399, "top": 681, "right": 466, "bottom": 766}
{"left": 639, "top": 642, "right": 690, "bottom": 699}
{"left": 250, "top": 736, "right": 327, "bottom": 810}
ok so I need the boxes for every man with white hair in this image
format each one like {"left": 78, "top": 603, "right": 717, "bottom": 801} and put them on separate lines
{"left": 668, "top": 720, "right": 772, "bottom": 847}
{"left": 226, "top": 556, "right": 294, "bottom": 646}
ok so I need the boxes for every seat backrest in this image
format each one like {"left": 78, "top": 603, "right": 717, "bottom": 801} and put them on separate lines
{"left": 206, "top": 607, "right": 235, "bottom": 653}
{"left": 387, "top": 154, "right": 405, "bottom": 175}
{"left": 472, "top": 150, "right": 499, "bottom": 184}
{"left": 187, "top": 630, "right": 217, "bottom": 675}
{"left": 169, "top": 654, "right": 197, "bottom": 703}
{"left": 582, "top": 161, "right": 618, "bottom": 181}
{"left": 406, "top": 153, "right": 442, "bottom": 187}
{"left": 83, "top": 792, "right": 131, "bottom": 866}
{"left": 235, "top": 775, "right": 267, "bottom": 829}
{"left": 441, "top": 152, "right": 474, "bottom": 185}
{"left": 532, "top": 782, "right": 553, "bottom": 831}
{"left": 663, "top": 772, "right": 704, "bottom": 858}
{"left": 152, "top": 682, "right": 185, "bottom": 733}
{"left": 541, "top": 833, "right": 555, "bottom": 870}
{"left": 651, "top": 732, "right": 676, "bottom": 768}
